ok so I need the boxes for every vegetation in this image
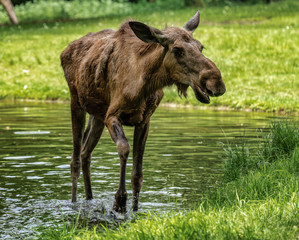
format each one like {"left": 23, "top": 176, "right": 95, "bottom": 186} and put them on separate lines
{"left": 1, "top": 2, "right": 297, "bottom": 238}
{"left": 0, "top": 0, "right": 298, "bottom": 112}
{"left": 223, "top": 121, "right": 299, "bottom": 181}
{"left": 37, "top": 120, "right": 299, "bottom": 239}
{"left": 0, "top": 0, "right": 185, "bottom": 24}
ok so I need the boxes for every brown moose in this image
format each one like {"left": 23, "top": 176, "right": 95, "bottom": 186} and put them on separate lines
{"left": 61, "top": 11, "right": 226, "bottom": 212}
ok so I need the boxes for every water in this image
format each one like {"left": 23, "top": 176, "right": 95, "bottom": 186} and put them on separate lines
{"left": 0, "top": 101, "right": 285, "bottom": 239}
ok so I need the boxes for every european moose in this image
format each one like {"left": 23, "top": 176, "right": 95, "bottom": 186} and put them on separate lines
{"left": 61, "top": 11, "right": 226, "bottom": 212}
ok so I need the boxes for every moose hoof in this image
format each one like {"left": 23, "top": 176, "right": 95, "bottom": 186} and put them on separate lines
{"left": 113, "top": 191, "right": 127, "bottom": 213}
{"left": 132, "top": 196, "right": 139, "bottom": 212}
{"left": 85, "top": 192, "right": 93, "bottom": 200}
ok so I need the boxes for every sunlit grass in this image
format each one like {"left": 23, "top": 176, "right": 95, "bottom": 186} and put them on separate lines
{"left": 0, "top": 0, "right": 184, "bottom": 24}
{"left": 0, "top": 1, "right": 298, "bottom": 112}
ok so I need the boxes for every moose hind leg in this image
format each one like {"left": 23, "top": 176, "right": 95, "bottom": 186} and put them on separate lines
{"left": 70, "top": 99, "right": 86, "bottom": 202}
{"left": 106, "top": 116, "right": 130, "bottom": 213}
{"left": 81, "top": 115, "right": 105, "bottom": 200}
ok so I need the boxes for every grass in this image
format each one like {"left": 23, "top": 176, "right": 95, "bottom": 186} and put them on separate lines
{"left": 36, "top": 120, "right": 299, "bottom": 239}
{"left": 0, "top": 0, "right": 184, "bottom": 24}
{"left": 223, "top": 121, "right": 299, "bottom": 181}
{"left": 0, "top": 0, "right": 298, "bottom": 112}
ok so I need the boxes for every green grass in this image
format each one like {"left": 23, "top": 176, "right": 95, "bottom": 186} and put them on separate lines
{"left": 0, "top": 0, "right": 184, "bottom": 24}
{"left": 0, "top": 1, "right": 298, "bottom": 112}
{"left": 223, "top": 121, "right": 299, "bottom": 181}
{"left": 36, "top": 120, "right": 299, "bottom": 239}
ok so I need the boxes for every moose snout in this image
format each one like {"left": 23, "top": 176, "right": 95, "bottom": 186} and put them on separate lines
{"left": 206, "top": 77, "right": 226, "bottom": 97}
{"left": 199, "top": 58, "right": 226, "bottom": 98}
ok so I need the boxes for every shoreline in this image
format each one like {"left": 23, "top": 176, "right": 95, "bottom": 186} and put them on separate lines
{"left": 0, "top": 98, "right": 297, "bottom": 116}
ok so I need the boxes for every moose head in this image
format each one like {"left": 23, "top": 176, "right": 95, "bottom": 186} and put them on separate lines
{"left": 129, "top": 11, "right": 226, "bottom": 104}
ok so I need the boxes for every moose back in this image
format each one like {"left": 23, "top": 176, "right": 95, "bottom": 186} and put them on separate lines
{"left": 60, "top": 11, "right": 226, "bottom": 212}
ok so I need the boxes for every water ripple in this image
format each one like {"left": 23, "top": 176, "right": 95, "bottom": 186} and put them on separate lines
{"left": 14, "top": 131, "right": 51, "bottom": 135}
{"left": 3, "top": 156, "right": 35, "bottom": 160}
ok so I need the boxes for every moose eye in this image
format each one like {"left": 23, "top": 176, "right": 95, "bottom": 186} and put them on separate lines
{"left": 172, "top": 47, "right": 183, "bottom": 57}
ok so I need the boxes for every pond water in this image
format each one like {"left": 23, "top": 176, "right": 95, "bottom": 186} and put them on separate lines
{"left": 0, "top": 101, "right": 285, "bottom": 239}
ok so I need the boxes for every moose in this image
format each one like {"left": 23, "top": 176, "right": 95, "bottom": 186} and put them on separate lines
{"left": 61, "top": 11, "right": 226, "bottom": 212}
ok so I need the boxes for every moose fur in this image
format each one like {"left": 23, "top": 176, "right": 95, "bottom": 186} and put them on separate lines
{"left": 61, "top": 11, "right": 226, "bottom": 212}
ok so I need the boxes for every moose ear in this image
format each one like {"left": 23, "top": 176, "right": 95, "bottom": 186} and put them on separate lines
{"left": 129, "top": 21, "right": 167, "bottom": 47}
{"left": 184, "top": 11, "right": 200, "bottom": 33}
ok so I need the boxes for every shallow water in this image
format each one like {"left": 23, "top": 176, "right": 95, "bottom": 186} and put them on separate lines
{"left": 0, "top": 101, "right": 286, "bottom": 239}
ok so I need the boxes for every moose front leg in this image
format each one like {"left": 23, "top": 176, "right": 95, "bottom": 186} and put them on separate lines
{"left": 106, "top": 116, "right": 130, "bottom": 213}
{"left": 132, "top": 122, "right": 150, "bottom": 211}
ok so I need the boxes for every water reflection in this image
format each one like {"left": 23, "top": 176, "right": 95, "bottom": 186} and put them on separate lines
{"left": 0, "top": 101, "right": 285, "bottom": 238}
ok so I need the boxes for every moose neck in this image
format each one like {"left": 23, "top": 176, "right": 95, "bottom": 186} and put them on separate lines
{"left": 141, "top": 45, "right": 172, "bottom": 95}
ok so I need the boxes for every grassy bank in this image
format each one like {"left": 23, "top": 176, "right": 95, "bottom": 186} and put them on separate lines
{"left": 38, "top": 120, "right": 298, "bottom": 239}
{"left": 0, "top": 1, "right": 298, "bottom": 112}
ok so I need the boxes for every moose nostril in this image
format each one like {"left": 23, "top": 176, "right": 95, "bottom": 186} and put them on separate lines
{"left": 206, "top": 89, "right": 213, "bottom": 96}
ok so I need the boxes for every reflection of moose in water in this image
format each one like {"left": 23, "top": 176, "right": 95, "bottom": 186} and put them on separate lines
{"left": 60, "top": 11, "right": 226, "bottom": 213}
